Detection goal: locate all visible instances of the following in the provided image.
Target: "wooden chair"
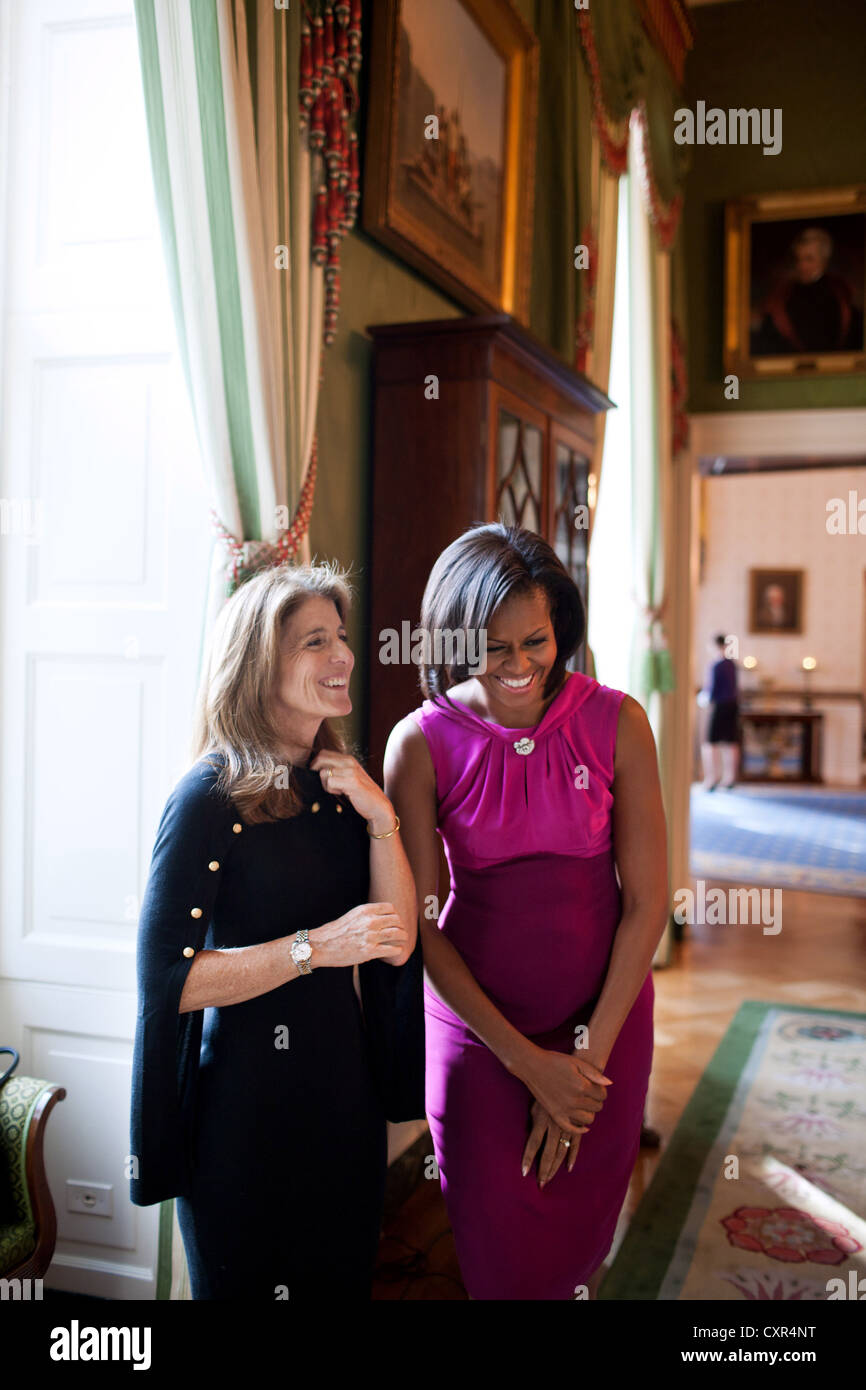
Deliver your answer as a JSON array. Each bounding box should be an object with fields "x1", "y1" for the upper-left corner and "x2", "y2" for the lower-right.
[{"x1": 0, "y1": 1057, "x2": 67, "y2": 1282}]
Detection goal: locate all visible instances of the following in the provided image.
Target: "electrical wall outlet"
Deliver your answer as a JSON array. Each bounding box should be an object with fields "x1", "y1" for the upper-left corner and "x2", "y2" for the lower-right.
[{"x1": 66, "y1": 1180, "x2": 113, "y2": 1217}]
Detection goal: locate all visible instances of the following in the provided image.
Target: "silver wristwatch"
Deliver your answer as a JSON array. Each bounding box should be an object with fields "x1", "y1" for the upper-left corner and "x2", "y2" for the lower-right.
[{"x1": 290, "y1": 928, "x2": 313, "y2": 975}]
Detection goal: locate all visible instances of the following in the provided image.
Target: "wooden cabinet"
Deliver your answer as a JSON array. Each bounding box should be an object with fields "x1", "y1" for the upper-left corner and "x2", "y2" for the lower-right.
[
  {"x1": 739, "y1": 708, "x2": 825, "y2": 783},
  {"x1": 365, "y1": 313, "x2": 613, "y2": 772}
]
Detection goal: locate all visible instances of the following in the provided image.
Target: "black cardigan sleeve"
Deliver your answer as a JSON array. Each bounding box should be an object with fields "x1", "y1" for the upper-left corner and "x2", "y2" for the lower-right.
[{"x1": 129, "y1": 759, "x2": 237, "y2": 1207}]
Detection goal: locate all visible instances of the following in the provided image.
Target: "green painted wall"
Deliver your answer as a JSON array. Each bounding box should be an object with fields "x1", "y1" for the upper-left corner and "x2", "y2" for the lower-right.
[
  {"x1": 683, "y1": 0, "x2": 866, "y2": 413},
  {"x1": 309, "y1": 232, "x2": 462, "y2": 749},
  {"x1": 309, "y1": 0, "x2": 539, "y2": 750}
]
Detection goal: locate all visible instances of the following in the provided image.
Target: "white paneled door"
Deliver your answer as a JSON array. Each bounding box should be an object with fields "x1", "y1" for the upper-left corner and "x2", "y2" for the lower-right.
[{"x1": 0, "y1": 0, "x2": 212, "y2": 1296}]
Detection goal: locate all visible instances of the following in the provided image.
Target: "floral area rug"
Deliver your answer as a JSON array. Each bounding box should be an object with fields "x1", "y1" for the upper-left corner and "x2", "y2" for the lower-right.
[{"x1": 599, "y1": 1002, "x2": 866, "y2": 1300}]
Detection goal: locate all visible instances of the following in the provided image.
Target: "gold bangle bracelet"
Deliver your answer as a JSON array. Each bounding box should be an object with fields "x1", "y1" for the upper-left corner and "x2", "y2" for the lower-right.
[{"x1": 367, "y1": 814, "x2": 400, "y2": 840}]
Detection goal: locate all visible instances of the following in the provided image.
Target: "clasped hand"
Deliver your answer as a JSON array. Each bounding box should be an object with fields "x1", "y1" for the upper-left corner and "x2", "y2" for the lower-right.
[{"x1": 520, "y1": 1048, "x2": 612, "y2": 1188}]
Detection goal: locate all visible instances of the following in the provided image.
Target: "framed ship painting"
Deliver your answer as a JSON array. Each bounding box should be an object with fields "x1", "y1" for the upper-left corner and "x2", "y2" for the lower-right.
[{"x1": 363, "y1": 0, "x2": 538, "y2": 322}]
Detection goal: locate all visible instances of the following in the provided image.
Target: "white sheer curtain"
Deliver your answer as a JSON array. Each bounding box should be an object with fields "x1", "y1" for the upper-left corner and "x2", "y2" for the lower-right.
[
  {"x1": 588, "y1": 171, "x2": 634, "y2": 694},
  {"x1": 588, "y1": 123, "x2": 673, "y2": 743},
  {"x1": 588, "y1": 126, "x2": 675, "y2": 967}
]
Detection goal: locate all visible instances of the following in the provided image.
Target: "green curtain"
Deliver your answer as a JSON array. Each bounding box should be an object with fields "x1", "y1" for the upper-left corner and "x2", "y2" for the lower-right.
[
  {"x1": 529, "y1": 0, "x2": 593, "y2": 363},
  {"x1": 575, "y1": 2, "x2": 683, "y2": 701},
  {"x1": 134, "y1": 0, "x2": 321, "y2": 643},
  {"x1": 133, "y1": 0, "x2": 324, "y2": 1301},
  {"x1": 530, "y1": 1, "x2": 689, "y2": 362},
  {"x1": 585, "y1": 0, "x2": 645, "y2": 126},
  {"x1": 578, "y1": 0, "x2": 690, "y2": 226},
  {"x1": 640, "y1": 39, "x2": 690, "y2": 212}
]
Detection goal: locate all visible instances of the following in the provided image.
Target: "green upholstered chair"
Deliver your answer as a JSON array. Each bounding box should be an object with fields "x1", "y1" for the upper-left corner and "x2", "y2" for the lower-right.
[{"x1": 0, "y1": 1053, "x2": 66, "y2": 1281}]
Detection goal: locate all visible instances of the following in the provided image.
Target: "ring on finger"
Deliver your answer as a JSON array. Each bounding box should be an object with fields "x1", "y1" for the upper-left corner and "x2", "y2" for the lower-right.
[{"x1": 559, "y1": 1135, "x2": 571, "y2": 1149}]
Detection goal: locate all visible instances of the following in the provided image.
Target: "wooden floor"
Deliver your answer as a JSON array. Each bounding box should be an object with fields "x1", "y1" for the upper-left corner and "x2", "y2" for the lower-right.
[{"x1": 371, "y1": 880, "x2": 866, "y2": 1300}]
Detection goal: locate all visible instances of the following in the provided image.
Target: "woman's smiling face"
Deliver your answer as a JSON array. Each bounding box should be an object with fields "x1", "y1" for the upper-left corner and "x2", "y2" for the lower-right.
[
  {"x1": 274, "y1": 594, "x2": 354, "y2": 726},
  {"x1": 475, "y1": 587, "x2": 557, "y2": 713}
]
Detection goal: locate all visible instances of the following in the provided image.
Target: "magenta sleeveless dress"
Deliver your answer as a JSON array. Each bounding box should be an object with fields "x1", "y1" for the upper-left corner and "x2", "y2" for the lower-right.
[{"x1": 409, "y1": 671, "x2": 654, "y2": 1300}]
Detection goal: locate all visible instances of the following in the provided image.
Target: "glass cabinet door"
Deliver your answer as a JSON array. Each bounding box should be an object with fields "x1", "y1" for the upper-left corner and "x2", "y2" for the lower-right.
[
  {"x1": 495, "y1": 407, "x2": 544, "y2": 533},
  {"x1": 551, "y1": 433, "x2": 590, "y2": 671}
]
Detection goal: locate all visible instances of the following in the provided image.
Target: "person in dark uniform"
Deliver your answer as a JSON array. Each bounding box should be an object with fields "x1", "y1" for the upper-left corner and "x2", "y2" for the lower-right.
[
  {"x1": 700, "y1": 633, "x2": 740, "y2": 791},
  {"x1": 129, "y1": 562, "x2": 424, "y2": 1300}
]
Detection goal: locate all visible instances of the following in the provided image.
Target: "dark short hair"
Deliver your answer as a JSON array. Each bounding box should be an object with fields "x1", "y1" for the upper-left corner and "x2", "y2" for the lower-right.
[
  {"x1": 418, "y1": 523, "x2": 585, "y2": 700},
  {"x1": 714, "y1": 633, "x2": 728, "y2": 648}
]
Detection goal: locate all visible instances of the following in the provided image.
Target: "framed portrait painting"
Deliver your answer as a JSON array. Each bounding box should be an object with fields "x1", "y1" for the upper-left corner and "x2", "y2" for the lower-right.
[
  {"x1": 363, "y1": 0, "x2": 538, "y2": 322},
  {"x1": 748, "y1": 568, "x2": 804, "y2": 635},
  {"x1": 724, "y1": 185, "x2": 866, "y2": 379}
]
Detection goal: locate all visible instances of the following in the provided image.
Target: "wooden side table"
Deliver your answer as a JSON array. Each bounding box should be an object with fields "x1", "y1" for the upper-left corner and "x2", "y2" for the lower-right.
[{"x1": 739, "y1": 709, "x2": 824, "y2": 783}]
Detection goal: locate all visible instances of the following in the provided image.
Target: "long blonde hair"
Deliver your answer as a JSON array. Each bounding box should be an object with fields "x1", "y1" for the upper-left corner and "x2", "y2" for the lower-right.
[{"x1": 192, "y1": 562, "x2": 352, "y2": 822}]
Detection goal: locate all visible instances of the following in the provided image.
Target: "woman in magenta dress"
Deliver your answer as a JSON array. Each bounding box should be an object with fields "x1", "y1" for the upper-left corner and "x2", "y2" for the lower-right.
[{"x1": 386, "y1": 524, "x2": 668, "y2": 1300}]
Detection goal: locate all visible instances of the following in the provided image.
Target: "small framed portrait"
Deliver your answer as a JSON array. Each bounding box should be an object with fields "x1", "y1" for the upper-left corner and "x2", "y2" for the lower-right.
[
  {"x1": 724, "y1": 186, "x2": 866, "y2": 379},
  {"x1": 748, "y1": 568, "x2": 804, "y2": 635},
  {"x1": 363, "y1": 0, "x2": 538, "y2": 322}
]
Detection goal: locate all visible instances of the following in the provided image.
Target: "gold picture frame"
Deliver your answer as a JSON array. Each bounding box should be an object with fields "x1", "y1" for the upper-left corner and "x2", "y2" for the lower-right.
[
  {"x1": 363, "y1": 0, "x2": 538, "y2": 322},
  {"x1": 724, "y1": 185, "x2": 866, "y2": 380},
  {"x1": 748, "y1": 568, "x2": 804, "y2": 636}
]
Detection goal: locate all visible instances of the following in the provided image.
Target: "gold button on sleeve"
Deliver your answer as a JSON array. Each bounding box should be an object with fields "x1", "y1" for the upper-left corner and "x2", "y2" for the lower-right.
[
  {"x1": 336, "y1": 803, "x2": 343, "y2": 813},
  {"x1": 208, "y1": 860, "x2": 220, "y2": 871},
  {"x1": 182, "y1": 947, "x2": 195, "y2": 959},
  {"x1": 311, "y1": 801, "x2": 320, "y2": 813},
  {"x1": 232, "y1": 823, "x2": 242, "y2": 834},
  {"x1": 190, "y1": 907, "x2": 203, "y2": 919}
]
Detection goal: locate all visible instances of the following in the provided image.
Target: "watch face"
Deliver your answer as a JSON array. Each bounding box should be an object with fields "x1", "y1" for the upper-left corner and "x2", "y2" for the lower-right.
[{"x1": 293, "y1": 940, "x2": 312, "y2": 963}]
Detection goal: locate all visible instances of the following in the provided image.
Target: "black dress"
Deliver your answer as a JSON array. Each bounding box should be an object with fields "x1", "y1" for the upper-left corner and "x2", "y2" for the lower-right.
[{"x1": 129, "y1": 756, "x2": 424, "y2": 1302}]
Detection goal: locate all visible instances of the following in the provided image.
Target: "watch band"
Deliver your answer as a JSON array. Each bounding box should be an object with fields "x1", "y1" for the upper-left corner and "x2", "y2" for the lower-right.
[{"x1": 291, "y1": 928, "x2": 313, "y2": 975}]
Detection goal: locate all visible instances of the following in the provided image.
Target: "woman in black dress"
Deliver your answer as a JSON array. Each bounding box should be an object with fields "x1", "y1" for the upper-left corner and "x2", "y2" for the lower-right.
[
  {"x1": 129, "y1": 562, "x2": 421, "y2": 1300},
  {"x1": 700, "y1": 633, "x2": 740, "y2": 790}
]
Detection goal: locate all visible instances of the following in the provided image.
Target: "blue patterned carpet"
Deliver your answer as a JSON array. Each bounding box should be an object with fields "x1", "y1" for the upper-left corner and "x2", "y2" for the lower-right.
[{"x1": 690, "y1": 785, "x2": 866, "y2": 897}]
